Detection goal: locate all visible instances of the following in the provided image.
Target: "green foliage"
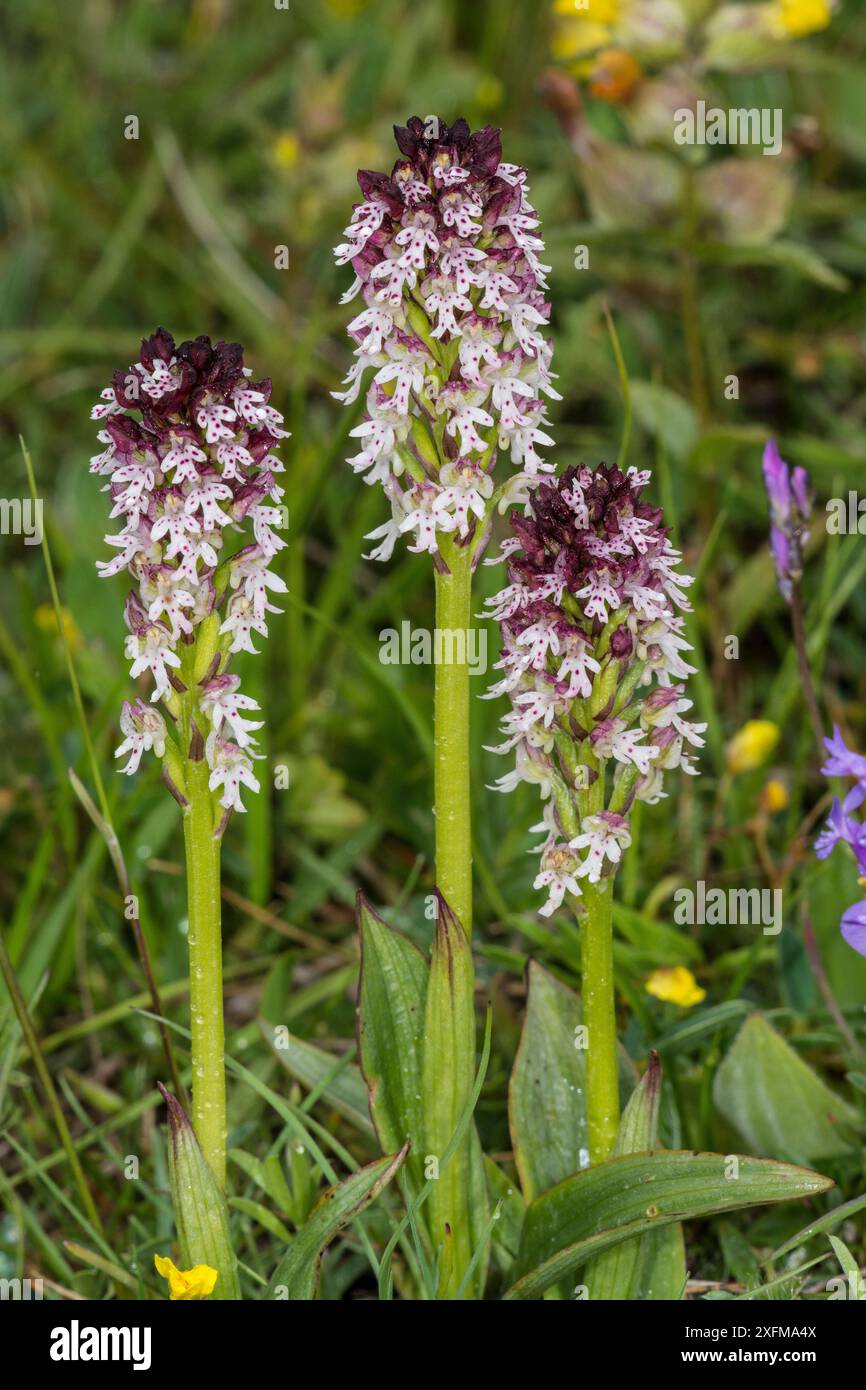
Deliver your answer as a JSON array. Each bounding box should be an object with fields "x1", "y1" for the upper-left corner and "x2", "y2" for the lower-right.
[
  {"x1": 713, "y1": 1014, "x2": 860, "y2": 1162},
  {"x1": 266, "y1": 1147, "x2": 408, "y2": 1300},
  {"x1": 507, "y1": 1152, "x2": 833, "y2": 1301}
]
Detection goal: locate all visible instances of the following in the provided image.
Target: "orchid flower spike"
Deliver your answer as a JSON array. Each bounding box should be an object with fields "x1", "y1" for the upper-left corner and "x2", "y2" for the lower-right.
[
  {"x1": 334, "y1": 114, "x2": 558, "y2": 564},
  {"x1": 485, "y1": 462, "x2": 704, "y2": 917},
  {"x1": 92, "y1": 328, "x2": 287, "y2": 818}
]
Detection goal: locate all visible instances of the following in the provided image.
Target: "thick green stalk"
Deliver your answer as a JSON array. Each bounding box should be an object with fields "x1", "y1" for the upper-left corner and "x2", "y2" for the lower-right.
[
  {"x1": 433, "y1": 538, "x2": 473, "y2": 936},
  {"x1": 182, "y1": 755, "x2": 226, "y2": 1190},
  {"x1": 581, "y1": 877, "x2": 619, "y2": 1163},
  {"x1": 427, "y1": 538, "x2": 482, "y2": 1296}
]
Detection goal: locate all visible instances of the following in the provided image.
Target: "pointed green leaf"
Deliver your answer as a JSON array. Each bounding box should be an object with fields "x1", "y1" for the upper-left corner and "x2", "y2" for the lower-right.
[
  {"x1": 421, "y1": 894, "x2": 488, "y2": 1299},
  {"x1": 506, "y1": 1150, "x2": 833, "y2": 1300},
  {"x1": 262, "y1": 1152, "x2": 297, "y2": 1219},
  {"x1": 266, "y1": 1145, "x2": 408, "y2": 1300},
  {"x1": 356, "y1": 893, "x2": 427, "y2": 1171},
  {"x1": 770, "y1": 1190, "x2": 866, "y2": 1262},
  {"x1": 829, "y1": 1234, "x2": 862, "y2": 1287},
  {"x1": 713, "y1": 1014, "x2": 859, "y2": 1162},
  {"x1": 160, "y1": 1085, "x2": 240, "y2": 1301}
]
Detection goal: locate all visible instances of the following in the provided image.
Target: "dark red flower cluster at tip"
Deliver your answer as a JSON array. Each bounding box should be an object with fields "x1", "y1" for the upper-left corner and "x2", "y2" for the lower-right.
[
  {"x1": 109, "y1": 327, "x2": 271, "y2": 430},
  {"x1": 506, "y1": 463, "x2": 666, "y2": 624},
  {"x1": 348, "y1": 116, "x2": 519, "y2": 284},
  {"x1": 392, "y1": 114, "x2": 503, "y2": 177},
  {"x1": 358, "y1": 114, "x2": 501, "y2": 191}
]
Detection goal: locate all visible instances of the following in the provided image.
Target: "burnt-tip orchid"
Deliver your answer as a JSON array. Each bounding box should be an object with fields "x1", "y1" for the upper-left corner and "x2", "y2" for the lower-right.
[
  {"x1": 333, "y1": 114, "x2": 559, "y2": 563},
  {"x1": 485, "y1": 462, "x2": 705, "y2": 917},
  {"x1": 91, "y1": 328, "x2": 287, "y2": 816}
]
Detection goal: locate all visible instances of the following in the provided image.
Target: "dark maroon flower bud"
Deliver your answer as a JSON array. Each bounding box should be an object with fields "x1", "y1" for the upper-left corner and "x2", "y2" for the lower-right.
[{"x1": 610, "y1": 625, "x2": 633, "y2": 658}]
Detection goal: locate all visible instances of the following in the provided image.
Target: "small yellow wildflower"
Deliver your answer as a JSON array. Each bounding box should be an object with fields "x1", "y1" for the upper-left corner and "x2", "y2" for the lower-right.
[
  {"x1": 35, "y1": 603, "x2": 81, "y2": 651},
  {"x1": 759, "y1": 778, "x2": 789, "y2": 814},
  {"x1": 646, "y1": 966, "x2": 706, "y2": 1008},
  {"x1": 154, "y1": 1254, "x2": 218, "y2": 1301},
  {"x1": 774, "y1": 0, "x2": 832, "y2": 39},
  {"x1": 273, "y1": 132, "x2": 300, "y2": 170},
  {"x1": 588, "y1": 48, "x2": 642, "y2": 103},
  {"x1": 726, "y1": 720, "x2": 780, "y2": 774},
  {"x1": 551, "y1": 22, "x2": 611, "y2": 61},
  {"x1": 552, "y1": 0, "x2": 619, "y2": 61},
  {"x1": 553, "y1": 0, "x2": 619, "y2": 21}
]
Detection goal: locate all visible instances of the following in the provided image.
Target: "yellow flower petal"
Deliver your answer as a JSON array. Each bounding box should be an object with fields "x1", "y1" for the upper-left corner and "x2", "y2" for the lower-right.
[
  {"x1": 273, "y1": 131, "x2": 300, "y2": 170},
  {"x1": 553, "y1": 0, "x2": 619, "y2": 21},
  {"x1": 154, "y1": 1254, "x2": 218, "y2": 1301},
  {"x1": 552, "y1": 20, "x2": 612, "y2": 60},
  {"x1": 774, "y1": 0, "x2": 832, "y2": 39},
  {"x1": 726, "y1": 720, "x2": 780, "y2": 774},
  {"x1": 759, "y1": 778, "x2": 789, "y2": 814},
  {"x1": 645, "y1": 966, "x2": 706, "y2": 1008}
]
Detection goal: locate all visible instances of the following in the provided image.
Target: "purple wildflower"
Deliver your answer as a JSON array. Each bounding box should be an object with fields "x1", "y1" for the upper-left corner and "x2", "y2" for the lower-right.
[
  {"x1": 762, "y1": 439, "x2": 811, "y2": 603},
  {"x1": 821, "y1": 724, "x2": 866, "y2": 796},
  {"x1": 485, "y1": 463, "x2": 705, "y2": 916},
  {"x1": 814, "y1": 798, "x2": 866, "y2": 862},
  {"x1": 815, "y1": 725, "x2": 866, "y2": 957},
  {"x1": 841, "y1": 901, "x2": 866, "y2": 957},
  {"x1": 91, "y1": 328, "x2": 287, "y2": 813},
  {"x1": 333, "y1": 115, "x2": 558, "y2": 561}
]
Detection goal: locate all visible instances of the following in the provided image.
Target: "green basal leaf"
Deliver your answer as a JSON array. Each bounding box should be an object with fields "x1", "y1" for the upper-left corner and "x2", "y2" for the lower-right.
[
  {"x1": 713, "y1": 1013, "x2": 859, "y2": 1162},
  {"x1": 356, "y1": 893, "x2": 427, "y2": 1178},
  {"x1": 506, "y1": 1150, "x2": 833, "y2": 1301},
  {"x1": 160, "y1": 1085, "x2": 241, "y2": 1301},
  {"x1": 421, "y1": 893, "x2": 489, "y2": 1299},
  {"x1": 266, "y1": 1145, "x2": 408, "y2": 1300}
]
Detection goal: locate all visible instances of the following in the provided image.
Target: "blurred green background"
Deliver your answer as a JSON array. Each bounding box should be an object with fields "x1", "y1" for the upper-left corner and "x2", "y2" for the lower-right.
[{"x1": 2, "y1": 0, "x2": 866, "y2": 1296}]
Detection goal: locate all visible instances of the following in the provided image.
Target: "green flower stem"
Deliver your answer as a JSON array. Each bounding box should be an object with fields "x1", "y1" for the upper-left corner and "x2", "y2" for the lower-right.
[
  {"x1": 433, "y1": 537, "x2": 473, "y2": 936},
  {"x1": 182, "y1": 754, "x2": 227, "y2": 1190},
  {"x1": 429, "y1": 536, "x2": 479, "y2": 1296},
  {"x1": 581, "y1": 877, "x2": 619, "y2": 1163}
]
